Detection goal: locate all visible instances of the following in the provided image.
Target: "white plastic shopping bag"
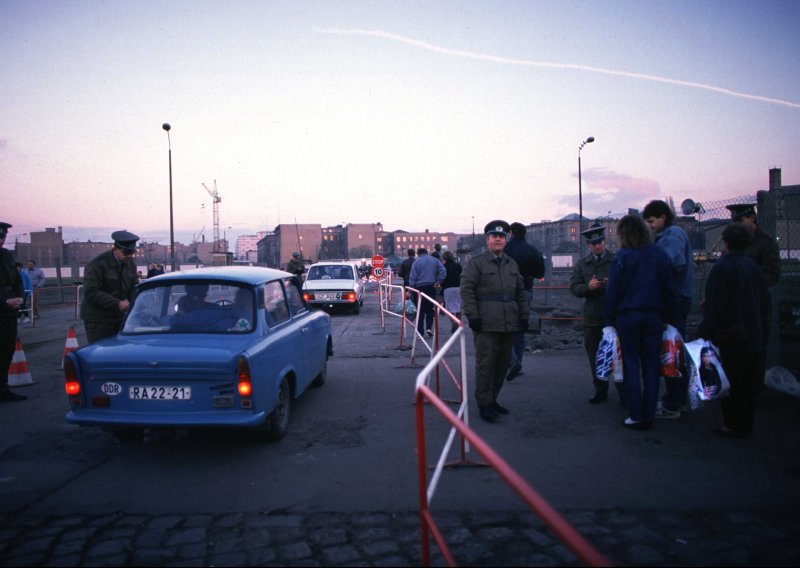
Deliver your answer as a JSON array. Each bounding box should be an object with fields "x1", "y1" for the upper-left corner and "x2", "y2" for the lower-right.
[
  {"x1": 685, "y1": 339, "x2": 730, "y2": 406},
  {"x1": 595, "y1": 326, "x2": 623, "y2": 383}
]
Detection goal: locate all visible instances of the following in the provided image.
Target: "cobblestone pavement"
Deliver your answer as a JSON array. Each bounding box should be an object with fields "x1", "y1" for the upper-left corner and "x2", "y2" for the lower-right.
[{"x1": 1, "y1": 507, "x2": 799, "y2": 566}]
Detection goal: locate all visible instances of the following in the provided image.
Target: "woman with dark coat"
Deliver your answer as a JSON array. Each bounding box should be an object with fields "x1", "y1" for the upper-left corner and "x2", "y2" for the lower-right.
[
  {"x1": 604, "y1": 215, "x2": 675, "y2": 430},
  {"x1": 696, "y1": 222, "x2": 768, "y2": 438}
]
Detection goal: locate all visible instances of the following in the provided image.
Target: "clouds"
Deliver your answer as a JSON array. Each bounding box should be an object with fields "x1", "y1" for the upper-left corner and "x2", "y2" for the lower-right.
[{"x1": 558, "y1": 167, "x2": 661, "y2": 219}]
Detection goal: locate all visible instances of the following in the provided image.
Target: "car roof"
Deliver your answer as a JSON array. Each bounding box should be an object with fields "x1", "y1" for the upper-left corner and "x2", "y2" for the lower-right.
[
  {"x1": 143, "y1": 266, "x2": 292, "y2": 286},
  {"x1": 309, "y1": 260, "x2": 360, "y2": 267}
]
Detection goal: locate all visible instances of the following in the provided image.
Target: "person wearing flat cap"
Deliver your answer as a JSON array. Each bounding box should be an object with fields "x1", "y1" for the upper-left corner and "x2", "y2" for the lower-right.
[
  {"x1": 80, "y1": 230, "x2": 140, "y2": 343},
  {"x1": 0, "y1": 222, "x2": 28, "y2": 401},
  {"x1": 570, "y1": 222, "x2": 625, "y2": 406},
  {"x1": 460, "y1": 220, "x2": 529, "y2": 422},
  {"x1": 286, "y1": 252, "x2": 305, "y2": 280},
  {"x1": 725, "y1": 203, "x2": 781, "y2": 290}
]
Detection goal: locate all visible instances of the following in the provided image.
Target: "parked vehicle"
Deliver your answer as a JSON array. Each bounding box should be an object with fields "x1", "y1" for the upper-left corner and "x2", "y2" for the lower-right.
[
  {"x1": 65, "y1": 267, "x2": 332, "y2": 442},
  {"x1": 302, "y1": 261, "x2": 365, "y2": 314}
]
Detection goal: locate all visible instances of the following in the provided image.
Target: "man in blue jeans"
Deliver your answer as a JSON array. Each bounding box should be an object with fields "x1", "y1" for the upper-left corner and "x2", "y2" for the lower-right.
[
  {"x1": 643, "y1": 200, "x2": 694, "y2": 419},
  {"x1": 409, "y1": 247, "x2": 446, "y2": 337}
]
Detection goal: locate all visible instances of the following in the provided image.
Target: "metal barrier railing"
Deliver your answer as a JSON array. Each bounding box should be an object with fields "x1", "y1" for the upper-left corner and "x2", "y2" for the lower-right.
[{"x1": 415, "y1": 376, "x2": 610, "y2": 567}]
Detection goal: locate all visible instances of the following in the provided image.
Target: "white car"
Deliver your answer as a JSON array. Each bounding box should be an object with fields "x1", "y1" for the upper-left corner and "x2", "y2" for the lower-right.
[{"x1": 302, "y1": 261, "x2": 365, "y2": 314}]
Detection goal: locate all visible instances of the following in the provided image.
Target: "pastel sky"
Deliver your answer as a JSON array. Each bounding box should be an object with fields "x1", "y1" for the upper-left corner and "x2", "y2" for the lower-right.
[{"x1": 2, "y1": 0, "x2": 799, "y2": 246}]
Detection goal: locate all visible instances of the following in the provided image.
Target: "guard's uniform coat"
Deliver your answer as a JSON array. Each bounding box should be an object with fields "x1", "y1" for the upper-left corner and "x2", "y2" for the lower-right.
[{"x1": 80, "y1": 250, "x2": 138, "y2": 342}]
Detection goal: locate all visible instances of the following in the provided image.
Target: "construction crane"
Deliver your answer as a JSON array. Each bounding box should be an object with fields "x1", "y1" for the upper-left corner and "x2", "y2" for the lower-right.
[{"x1": 201, "y1": 180, "x2": 222, "y2": 252}]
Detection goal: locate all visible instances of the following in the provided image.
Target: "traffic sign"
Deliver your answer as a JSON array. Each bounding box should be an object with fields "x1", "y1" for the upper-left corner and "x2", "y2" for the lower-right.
[
  {"x1": 371, "y1": 255, "x2": 384, "y2": 269},
  {"x1": 373, "y1": 267, "x2": 384, "y2": 278}
]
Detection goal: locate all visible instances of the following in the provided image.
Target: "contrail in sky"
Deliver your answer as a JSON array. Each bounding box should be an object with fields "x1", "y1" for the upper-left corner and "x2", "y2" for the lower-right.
[{"x1": 315, "y1": 27, "x2": 800, "y2": 110}]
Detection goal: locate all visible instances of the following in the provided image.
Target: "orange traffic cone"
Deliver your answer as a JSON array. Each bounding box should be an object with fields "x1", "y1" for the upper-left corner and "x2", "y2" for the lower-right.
[
  {"x1": 8, "y1": 338, "x2": 36, "y2": 387},
  {"x1": 61, "y1": 326, "x2": 79, "y2": 368}
]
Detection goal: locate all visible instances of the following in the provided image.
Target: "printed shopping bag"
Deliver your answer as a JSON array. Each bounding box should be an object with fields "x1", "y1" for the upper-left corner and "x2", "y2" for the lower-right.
[
  {"x1": 685, "y1": 338, "x2": 730, "y2": 405},
  {"x1": 595, "y1": 326, "x2": 623, "y2": 383}
]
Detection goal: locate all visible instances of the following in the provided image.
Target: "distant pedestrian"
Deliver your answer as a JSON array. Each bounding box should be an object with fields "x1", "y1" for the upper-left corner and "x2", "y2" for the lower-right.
[
  {"x1": 15, "y1": 262, "x2": 32, "y2": 323},
  {"x1": 409, "y1": 247, "x2": 446, "y2": 337},
  {"x1": 80, "y1": 230, "x2": 140, "y2": 344},
  {"x1": 461, "y1": 220, "x2": 528, "y2": 423},
  {"x1": 605, "y1": 215, "x2": 675, "y2": 431},
  {"x1": 397, "y1": 248, "x2": 415, "y2": 288},
  {"x1": 431, "y1": 243, "x2": 442, "y2": 260},
  {"x1": 26, "y1": 259, "x2": 45, "y2": 319},
  {"x1": 503, "y1": 222, "x2": 544, "y2": 381},
  {"x1": 570, "y1": 223, "x2": 625, "y2": 405},
  {"x1": 696, "y1": 222, "x2": 768, "y2": 439},
  {"x1": 0, "y1": 222, "x2": 28, "y2": 402},
  {"x1": 643, "y1": 199, "x2": 693, "y2": 420},
  {"x1": 440, "y1": 250, "x2": 462, "y2": 333}
]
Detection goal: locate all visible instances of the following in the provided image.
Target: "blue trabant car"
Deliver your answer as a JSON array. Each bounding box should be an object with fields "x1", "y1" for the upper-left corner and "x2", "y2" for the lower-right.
[{"x1": 65, "y1": 267, "x2": 332, "y2": 442}]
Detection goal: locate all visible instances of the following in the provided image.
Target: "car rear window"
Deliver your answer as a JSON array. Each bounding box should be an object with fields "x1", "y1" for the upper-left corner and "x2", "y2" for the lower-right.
[{"x1": 123, "y1": 282, "x2": 255, "y2": 334}]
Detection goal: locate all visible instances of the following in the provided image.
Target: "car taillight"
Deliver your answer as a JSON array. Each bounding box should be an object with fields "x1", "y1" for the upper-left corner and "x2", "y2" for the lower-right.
[
  {"x1": 343, "y1": 291, "x2": 357, "y2": 302},
  {"x1": 64, "y1": 357, "x2": 81, "y2": 396},
  {"x1": 237, "y1": 356, "x2": 252, "y2": 397},
  {"x1": 303, "y1": 292, "x2": 315, "y2": 301}
]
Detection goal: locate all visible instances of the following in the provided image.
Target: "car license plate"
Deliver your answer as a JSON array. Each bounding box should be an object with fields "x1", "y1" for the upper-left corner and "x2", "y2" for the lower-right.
[
  {"x1": 318, "y1": 293, "x2": 339, "y2": 301},
  {"x1": 129, "y1": 386, "x2": 191, "y2": 400}
]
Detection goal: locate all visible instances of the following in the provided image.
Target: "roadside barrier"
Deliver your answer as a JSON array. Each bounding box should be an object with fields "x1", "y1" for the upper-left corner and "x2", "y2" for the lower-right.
[
  {"x1": 414, "y1": 368, "x2": 609, "y2": 567},
  {"x1": 61, "y1": 326, "x2": 79, "y2": 368},
  {"x1": 8, "y1": 339, "x2": 36, "y2": 387}
]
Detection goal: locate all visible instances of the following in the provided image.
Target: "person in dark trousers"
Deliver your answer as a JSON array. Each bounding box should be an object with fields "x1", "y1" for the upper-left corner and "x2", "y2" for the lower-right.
[
  {"x1": 570, "y1": 222, "x2": 625, "y2": 406},
  {"x1": 409, "y1": 247, "x2": 446, "y2": 337},
  {"x1": 697, "y1": 222, "x2": 768, "y2": 438},
  {"x1": 643, "y1": 199, "x2": 693, "y2": 420},
  {"x1": 80, "y1": 230, "x2": 140, "y2": 344},
  {"x1": 397, "y1": 248, "x2": 415, "y2": 288},
  {"x1": 605, "y1": 215, "x2": 675, "y2": 431},
  {"x1": 440, "y1": 250, "x2": 462, "y2": 333},
  {"x1": 461, "y1": 220, "x2": 529, "y2": 423},
  {"x1": 503, "y1": 222, "x2": 544, "y2": 381},
  {"x1": 0, "y1": 222, "x2": 28, "y2": 402}
]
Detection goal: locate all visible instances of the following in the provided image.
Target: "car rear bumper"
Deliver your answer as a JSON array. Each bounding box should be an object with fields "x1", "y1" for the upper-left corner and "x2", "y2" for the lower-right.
[{"x1": 66, "y1": 409, "x2": 268, "y2": 428}]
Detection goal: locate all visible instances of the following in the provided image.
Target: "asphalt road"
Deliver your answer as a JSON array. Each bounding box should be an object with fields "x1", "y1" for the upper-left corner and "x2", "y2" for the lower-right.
[{"x1": 1, "y1": 290, "x2": 799, "y2": 566}]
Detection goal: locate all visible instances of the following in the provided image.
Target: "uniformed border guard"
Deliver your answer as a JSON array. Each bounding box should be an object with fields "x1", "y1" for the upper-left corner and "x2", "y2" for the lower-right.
[
  {"x1": 80, "y1": 230, "x2": 140, "y2": 344},
  {"x1": 461, "y1": 220, "x2": 529, "y2": 423},
  {"x1": 0, "y1": 222, "x2": 28, "y2": 402}
]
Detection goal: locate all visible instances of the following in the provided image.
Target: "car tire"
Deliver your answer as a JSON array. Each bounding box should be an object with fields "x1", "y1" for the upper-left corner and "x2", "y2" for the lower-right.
[
  {"x1": 260, "y1": 378, "x2": 291, "y2": 442},
  {"x1": 351, "y1": 301, "x2": 360, "y2": 315},
  {"x1": 312, "y1": 357, "x2": 327, "y2": 388}
]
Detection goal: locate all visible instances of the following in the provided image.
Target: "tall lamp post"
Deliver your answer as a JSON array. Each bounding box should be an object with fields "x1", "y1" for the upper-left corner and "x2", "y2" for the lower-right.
[
  {"x1": 578, "y1": 136, "x2": 595, "y2": 235},
  {"x1": 162, "y1": 123, "x2": 176, "y2": 272}
]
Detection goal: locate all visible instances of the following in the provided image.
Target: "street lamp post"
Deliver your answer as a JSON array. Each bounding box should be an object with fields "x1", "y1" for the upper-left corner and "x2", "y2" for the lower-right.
[
  {"x1": 578, "y1": 136, "x2": 595, "y2": 236},
  {"x1": 163, "y1": 123, "x2": 176, "y2": 272}
]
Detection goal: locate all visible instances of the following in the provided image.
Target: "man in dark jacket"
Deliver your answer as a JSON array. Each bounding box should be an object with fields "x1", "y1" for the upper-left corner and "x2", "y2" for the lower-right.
[
  {"x1": 504, "y1": 222, "x2": 544, "y2": 381},
  {"x1": 461, "y1": 220, "x2": 529, "y2": 422},
  {"x1": 697, "y1": 222, "x2": 768, "y2": 438},
  {"x1": 397, "y1": 248, "x2": 415, "y2": 288},
  {"x1": 80, "y1": 230, "x2": 140, "y2": 343},
  {"x1": 570, "y1": 223, "x2": 624, "y2": 405},
  {"x1": 0, "y1": 222, "x2": 27, "y2": 402}
]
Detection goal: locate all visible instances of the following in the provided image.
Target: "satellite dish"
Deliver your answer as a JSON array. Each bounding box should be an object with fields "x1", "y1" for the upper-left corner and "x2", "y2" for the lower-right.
[{"x1": 680, "y1": 199, "x2": 705, "y2": 215}]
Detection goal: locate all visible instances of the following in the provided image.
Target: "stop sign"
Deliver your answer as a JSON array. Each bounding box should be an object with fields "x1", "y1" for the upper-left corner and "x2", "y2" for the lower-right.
[{"x1": 371, "y1": 255, "x2": 384, "y2": 269}]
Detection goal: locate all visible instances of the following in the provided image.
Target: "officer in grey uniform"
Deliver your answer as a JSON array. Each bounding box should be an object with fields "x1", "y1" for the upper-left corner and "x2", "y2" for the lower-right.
[
  {"x1": 570, "y1": 223, "x2": 625, "y2": 405},
  {"x1": 81, "y1": 230, "x2": 140, "y2": 343},
  {"x1": 461, "y1": 220, "x2": 529, "y2": 422}
]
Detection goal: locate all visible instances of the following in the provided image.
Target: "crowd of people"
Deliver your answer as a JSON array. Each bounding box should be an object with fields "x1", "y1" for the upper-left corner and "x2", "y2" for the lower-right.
[{"x1": 0, "y1": 203, "x2": 782, "y2": 437}]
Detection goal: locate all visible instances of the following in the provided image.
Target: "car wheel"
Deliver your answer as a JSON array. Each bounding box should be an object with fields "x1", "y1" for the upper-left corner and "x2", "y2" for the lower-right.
[
  {"x1": 261, "y1": 378, "x2": 291, "y2": 442},
  {"x1": 312, "y1": 357, "x2": 327, "y2": 388},
  {"x1": 351, "y1": 301, "x2": 360, "y2": 315}
]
